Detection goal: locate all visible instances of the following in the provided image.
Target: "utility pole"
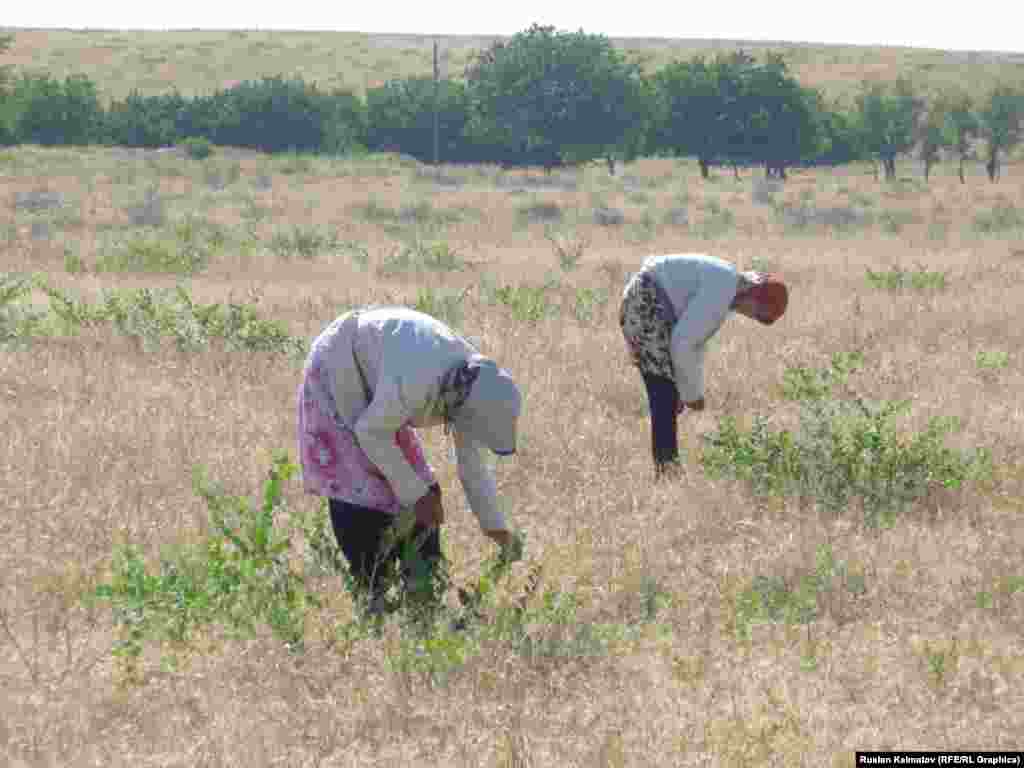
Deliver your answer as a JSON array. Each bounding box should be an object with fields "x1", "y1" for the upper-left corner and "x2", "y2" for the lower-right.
[{"x1": 433, "y1": 37, "x2": 440, "y2": 168}]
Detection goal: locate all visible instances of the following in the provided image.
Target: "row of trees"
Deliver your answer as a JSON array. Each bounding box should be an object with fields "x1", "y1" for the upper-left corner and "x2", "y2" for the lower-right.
[{"x1": 2, "y1": 26, "x2": 1022, "y2": 180}]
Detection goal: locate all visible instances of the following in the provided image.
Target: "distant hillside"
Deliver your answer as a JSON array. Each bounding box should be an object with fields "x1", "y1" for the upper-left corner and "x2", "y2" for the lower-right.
[{"x1": 4, "y1": 27, "x2": 1024, "y2": 105}]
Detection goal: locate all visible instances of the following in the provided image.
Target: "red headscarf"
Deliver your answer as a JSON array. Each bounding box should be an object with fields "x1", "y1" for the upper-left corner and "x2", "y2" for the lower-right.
[{"x1": 737, "y1": 272, "x2": 789, "y2": 325}]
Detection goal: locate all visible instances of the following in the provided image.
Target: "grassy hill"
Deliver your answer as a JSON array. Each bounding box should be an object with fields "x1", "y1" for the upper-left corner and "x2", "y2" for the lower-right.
[{"x1": 4, "y1": 27, "x2": 1024, "y2": 104}]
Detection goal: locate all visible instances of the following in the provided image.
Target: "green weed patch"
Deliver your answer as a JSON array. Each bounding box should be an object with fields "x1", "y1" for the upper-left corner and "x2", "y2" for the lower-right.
[
  {"x1": 1, "y1": 276, "x2": 304, "y2": 356},
  {"x1": 702, "y1": 355, "x2": 991, "y2": 526},
  {"x1": 865, "y1": 264, "x2": 948, "y2": 291}
]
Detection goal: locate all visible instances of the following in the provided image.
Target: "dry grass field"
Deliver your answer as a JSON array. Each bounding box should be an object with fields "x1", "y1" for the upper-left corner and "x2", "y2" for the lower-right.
[
  {"x1": 2, "y1": 137, "x2": 1023, "y2": 766},
  {"x1": 5, "y1": 27, "x2": 1024, "y2": 104}
]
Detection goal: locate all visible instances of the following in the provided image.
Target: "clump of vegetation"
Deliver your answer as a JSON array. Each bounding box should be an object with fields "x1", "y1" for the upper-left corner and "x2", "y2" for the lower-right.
[
  {"x1": 733, "y1": 544, "x2": 867, "y2": 643},
  {"x1": 865, "y1": 264, "x2": 948, "y2": 291},
  {"x1": 593, "y1": 205, "x2": 625, "y2": 226},
  {"x1": 516, "y1": 200, "x2": 563, "y2": 226},
  {"x1": 777, "y1": 203, "x2": 870, "y2": 234},
  {"x1": 695, "y1": 200, "x2": 736, "y2": 238},
  {"x1": 413, "y1": 286, "x2": 469, "y2": 330},
  {"x1": 355, "y1": 199, "x2": 466, "y2": 235},
  {"x1": 0, "y1": 273, "x2": 47, "y2": 345},
  {"x1": 268, "y1": 224, "x2": 340, "y2": 260},
  {"x1": 92, "y1": 453, "x2": 322, "y2": 680},
  {"x1": 2, "y1": 277, "x2": 304, "y2": 356},
  {"x1": 89, "y1": 448, "x2": 639, "y2": 688},
  {"x1": 480, "y1": 277, "x2": 559, "y2": 323},
  {"x1": 377, "y1": 240, "x2": 464, "y2": 276},
  {"x1": 976, "y1": 349, "x2": 1010, "y2": 371},
  {"x1": 546, "y1": 229, "x2": 588, "y2": 271},
  {"x1": 125, "y1": 186, "x2": 166, "y2": 227},
  {"x1": 182, "y1": 136, "x2": 213, "y2": 160},
  {"x1": 878, "y1": 208, "x2": 919, "y2": 234},
  {"x1": 95, "y1": 217, "x2": 227, "y2": 275},
  {"x1": 13, "y1": 189, "x2": 65, "y2": 212},
  {"x1": 701, "y1": 355, "x2": 991, "y2": 526},
  {"x1": 572, "y1": 286, "x2": 609, "y2": 324},
  {"x1": 972, "y1": 201, "x2": 1024, "y2": 235},
  {"x1": 780, "y1": 351, "x2": 864, "y2": 401}
]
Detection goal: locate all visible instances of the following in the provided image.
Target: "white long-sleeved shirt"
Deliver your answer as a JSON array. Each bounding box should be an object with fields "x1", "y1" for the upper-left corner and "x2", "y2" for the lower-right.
[
  {"x1": 343, "y1": 307, "x2": 507, "y2": 531},
  {"x1": 639, "y1": 253, "x2": 741, "y2": 403}
]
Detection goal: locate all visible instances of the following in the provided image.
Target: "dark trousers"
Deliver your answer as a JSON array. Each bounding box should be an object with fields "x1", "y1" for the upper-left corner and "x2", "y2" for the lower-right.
[
  {"x1": 642, "y1": 373, "x2": 681, "y2": 473},
  {"x1": 328, "y1": 499, "x2": 443, "y2": 603}
]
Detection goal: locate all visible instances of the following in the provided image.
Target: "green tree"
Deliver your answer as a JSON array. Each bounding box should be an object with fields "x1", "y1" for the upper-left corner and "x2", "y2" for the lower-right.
[
  {"x1": 178, "y1": 77, "x2": 365, "y2": 154},
  {"x1": 464, "y1": 24, "x2": 646, "y2": 173},
  {"x1": 940, "y1": 91, "x2": 979, "y2": 184},
  {"x1": 649, "y1": 55, "x2": 736, "y2": 179},
  {"x1": 10, "y1": 72, "x2": 104, "y2": 146},
  {"x1": 103, "y1": 89, "x2": 187, "y2": 148},
  {"x1": 977, "y1": 85, "x2": 1023, "y2": 182},
  {"x1": 733, "y1": 53, "x2": 822, "y2": 179},
  {"x1": 853, "y1": 79, "x2": 923, "y2": 180},
  {"x1": 365, "y1": 76, "x2": 479, "y2": 163},
  {"x1": 916, "y1": 96, "x2": 948, "y2": 182},
  {"x1": 0, "y1": 34, "x2": 14, "y2": 144}
]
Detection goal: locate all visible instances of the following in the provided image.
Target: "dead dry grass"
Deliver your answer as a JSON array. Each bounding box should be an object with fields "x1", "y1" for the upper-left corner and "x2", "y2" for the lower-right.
[{"x1": 2, "y1": 145, "x2": 1023, "y2": 766}]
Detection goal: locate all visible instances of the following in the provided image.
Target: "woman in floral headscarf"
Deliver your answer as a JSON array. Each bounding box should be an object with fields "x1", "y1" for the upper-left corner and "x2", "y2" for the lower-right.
[
  {"x1": 620, "y1": 253, "x2": 789, "y2": 475},
  {"x1": 297, "y1": 306, "x2": 521, "y2": 612}
]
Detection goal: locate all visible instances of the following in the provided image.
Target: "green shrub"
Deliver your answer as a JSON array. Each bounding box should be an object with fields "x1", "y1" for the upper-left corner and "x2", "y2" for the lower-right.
[
  {"x1": 93, "y1": 453, "x2": 320, "y2": 679},
  {"x1": 572, "y1": 286, "x2": 609, "y2": 324},
  {"x1": 733, "y1": 544, "x2": 866, "y2": 642},
  {"x1": 413, "y1": 286, "x2": 469, "y2": 329},
  {"x1": 22, "y1": 280, "x2": 304, "y2": 356},
  {"x1": 182, "y1": 136, "x2": 213, "y2": 160},
  {"x1": 781, "y1": 352, "x2": 864, "y2": 401},
  {"x1": 972, "y1": 202, "x2": 1024, "y2": 235},
  {"x1": 516, "y1": 200, "x2": 563, "y2": 226},
  {"x1": 0, "y1": 273, "x2": 47, "y2": 345},
  {"x1": 96, "y1": 218, "x2": 222, "y2": 275},
  {"x1": 702, "y1": 359, "x2": 991, "y2": 526},
  {"x1": 976, "y1": 350, "x2": 1010, "y2": 370},
  {"x1": 695, "y1": 201, "x2": 735, "y2": 239},
  {"x1": 878, "y1": 208, "x2": 919, "y2": 234},
  {"x1": 269, "y1": 224, "x2": 339, "y2": 260},
  {"x1": 9, "y1": 72, "x2": 104, "y2": 145},
  {"x1": 377, "y1": 240, "x2": 464, "y2": 277},
  {"x1": 482, "y1": 279, "x2": 558, "y2": 323},
  {"x1": 866, "y1": 264, "x2": 948, "y2": 291},
  {"x1": 546, "y1": 230, "x2": 587, "y2": 271}
]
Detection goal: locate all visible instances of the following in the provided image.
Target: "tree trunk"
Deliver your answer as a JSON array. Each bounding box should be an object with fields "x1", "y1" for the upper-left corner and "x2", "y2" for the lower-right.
[
  {"x1": 923, "y1": 157, "x2": 932, "y2": 182},
  {"x1": 699, "y1": 158, "x2": 710, "y2": 180},
  {"x1": 733, "y1": 164, "x2": 740, "y2": 180},
  {"x1": 958, "y1": 154, "x2": 965, "y2": 184},
  {"x1": 986, "y1": 148, "x2": 999, "y2": 182},
  {"x1": 606, "y1": 156, "x2": 616, "y2": 176}
]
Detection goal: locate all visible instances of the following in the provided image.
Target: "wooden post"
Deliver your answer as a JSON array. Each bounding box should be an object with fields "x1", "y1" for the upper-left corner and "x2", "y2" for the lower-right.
[{"x1": 433, "y1": 37, "x2": 440, "y2": 168}]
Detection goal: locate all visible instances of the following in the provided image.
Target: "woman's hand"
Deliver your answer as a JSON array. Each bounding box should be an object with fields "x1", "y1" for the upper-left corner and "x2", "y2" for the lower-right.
[
  {"x1": 414, "y1": 485, "x2": 445, "y2": 528},
  {"x1": 484, "y1": 528, "x2": 525, "y2": 563},
  {"x1": 484, "y1": 529, "x2": 513, "y2": 548},
  {"x1": 678, "y1": 397, "x2": 705, "y2": 413}
]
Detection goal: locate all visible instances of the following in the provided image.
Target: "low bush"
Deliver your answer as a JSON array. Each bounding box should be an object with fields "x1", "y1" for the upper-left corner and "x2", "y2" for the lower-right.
[{"x1": 702, "y1": 355, "x2": 991, "y2": 526}]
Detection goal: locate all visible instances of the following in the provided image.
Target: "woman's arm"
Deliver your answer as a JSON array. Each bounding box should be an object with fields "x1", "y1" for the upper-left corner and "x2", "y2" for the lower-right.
[
  {"x1": 453, "y1": 428, "x2": 508, "y2": 534},
  {"x1": 669, "y1": 273, "x2": 737, "y2": 404},
  {"x1": 354, "y1": 377, "x2": 433, "y2": 508}
]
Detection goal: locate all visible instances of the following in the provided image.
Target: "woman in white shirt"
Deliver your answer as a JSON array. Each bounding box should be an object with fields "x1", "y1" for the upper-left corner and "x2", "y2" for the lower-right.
[
  {"x1": 620, "y1": 253, "x2": 789, "y2": 474},
  {"x1": 297, "y1": 306, "x2": 521, "y2": 611}
]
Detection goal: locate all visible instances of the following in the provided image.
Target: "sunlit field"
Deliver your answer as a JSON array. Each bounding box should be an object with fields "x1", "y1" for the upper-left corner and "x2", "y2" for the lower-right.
[
  {"x1": 5, "y1": 27, "x2": 1024, "y2": 103},
  {"x1": 2, "y1": 141, "x2": 1023, "y2": 766}
]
